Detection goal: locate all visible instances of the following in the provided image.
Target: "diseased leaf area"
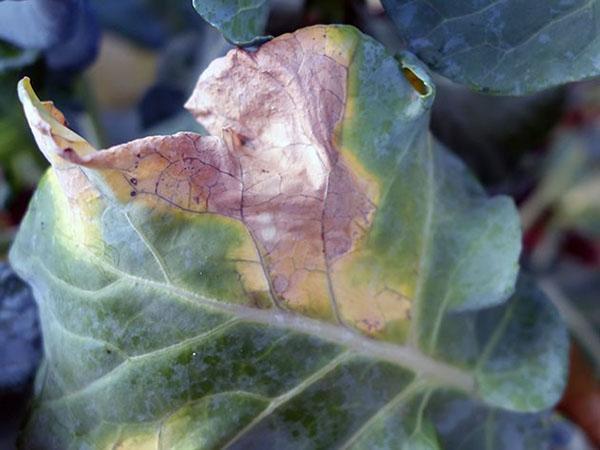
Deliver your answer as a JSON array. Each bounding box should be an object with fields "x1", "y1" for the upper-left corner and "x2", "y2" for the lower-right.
[
  {"x1": 12, "y1": 26, "x2": 567, "y2": 449},
  {"x1": 192, "y1": 0, "x2": 270, "y2": 46},
  {"x1": 381, "y1": 0, "x2": 600, "y2": 94}
]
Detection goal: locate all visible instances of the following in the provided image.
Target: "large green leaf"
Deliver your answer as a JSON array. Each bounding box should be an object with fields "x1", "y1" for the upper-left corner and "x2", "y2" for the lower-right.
[
  {"x1": 191, "y1": 0, "x2": 271, "y2": 46},
  {"x1": 381, "y1": 0, "x2": 600, "y2": 94},
  {"x1": 12, "y1": 25, "x2": 567, "y2": 448}
]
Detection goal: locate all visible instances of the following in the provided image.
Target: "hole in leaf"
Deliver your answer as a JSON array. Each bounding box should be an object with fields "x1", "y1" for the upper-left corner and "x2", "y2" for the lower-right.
[{"x1": 402, "y1": 67, "x2": 429, "y2": 96}]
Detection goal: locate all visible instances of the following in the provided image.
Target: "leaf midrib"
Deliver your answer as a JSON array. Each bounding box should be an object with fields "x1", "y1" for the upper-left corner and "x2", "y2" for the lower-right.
[{"x1": 58, "y1": 240, "x2": 475, "y2": 395}]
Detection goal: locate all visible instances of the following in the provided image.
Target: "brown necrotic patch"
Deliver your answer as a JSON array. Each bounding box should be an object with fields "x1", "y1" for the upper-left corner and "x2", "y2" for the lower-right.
[
  {"x1": 186, "y1": 27, "x2": 376, "y2": 319},
  {"x1": 47, "y1": 28, "x2": 381, "y2": 325}
]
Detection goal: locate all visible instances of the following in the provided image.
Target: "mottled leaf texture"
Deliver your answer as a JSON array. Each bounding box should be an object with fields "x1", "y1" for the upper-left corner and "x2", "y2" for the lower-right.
[
  {"x1": 13, "y1": 26, "x2": 567, "y2": 449},
  {"x1": 192, "y1": 0, "x2": 271, "y2": 46},
  {"x1": 381, "y1": 0, "x2": 600, "y2": 94}
]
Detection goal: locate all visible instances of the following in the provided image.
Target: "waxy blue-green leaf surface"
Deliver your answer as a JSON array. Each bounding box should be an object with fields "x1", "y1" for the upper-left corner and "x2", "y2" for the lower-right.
[
  {"x1": 192, "y1": 0, "x2": 270, "y2": 46},
  {"x1": 11, "y1": 25, "x2": 567, "y2": 449},
  {"x1": 381, "y1": 0, "x2": 600, "y2": 94}
]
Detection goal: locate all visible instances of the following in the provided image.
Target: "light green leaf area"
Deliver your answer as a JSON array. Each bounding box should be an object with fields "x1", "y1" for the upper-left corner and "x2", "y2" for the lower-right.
[
  {"x1": 192, "y1": 0, "x2": 270, "y2": 46},
  {"x1": 381, "y1": 0, "x2": 600, "y2": 94},
  {"x1": 12, "y1": 26, "x2": 566, "y2": 449}
]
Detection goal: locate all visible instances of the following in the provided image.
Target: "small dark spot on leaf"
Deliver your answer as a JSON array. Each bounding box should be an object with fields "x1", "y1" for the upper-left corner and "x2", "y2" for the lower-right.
[
  {"x1": 130, "y1": 177, "x2": 138, "y2": 185},
  {"x1": 130, "y1": 191, "x2": 137, "y2": 197}
]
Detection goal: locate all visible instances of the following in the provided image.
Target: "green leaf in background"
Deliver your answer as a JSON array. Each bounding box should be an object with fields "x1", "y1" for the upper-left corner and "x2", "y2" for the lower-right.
[
  {"x1": 430, "y1": 76, "x2": 565, "y2": 185},
  {"x1": 0, "y1": 85, "x2": 45, "y2": 195},
  {"x1": 12, "y1": 26, "x2": 567, "y2": 448},
  {"x1": 520, "y1": 130, "x2": 600, "y2": 236},
  {"x1": 192, "y1": 0, "x2": 271, "y2": 46},
  {"x1": 542, "y1": 264, "x2": 600, "y2": 374},
  {"x1": 381, "y1": 0, "x2": 600, "y2": 94},
  {"x1": 0, "y1": 41, "x2": 37, "y2": 74},
  {"x1": 0, "y1": 59, "x2": 48, "y2": 245}
]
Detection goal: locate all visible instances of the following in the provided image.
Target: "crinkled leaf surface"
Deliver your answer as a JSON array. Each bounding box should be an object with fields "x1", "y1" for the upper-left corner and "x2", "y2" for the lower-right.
[
  {"x1": 192, "y1": 0, "x2": 271, "y2": 46},
  {"x1": 12, "y1": 25, "x2": 567, "y2": 449},
  {"x1": 381, "y1": 0, "x2": 600, "y2": 94}
]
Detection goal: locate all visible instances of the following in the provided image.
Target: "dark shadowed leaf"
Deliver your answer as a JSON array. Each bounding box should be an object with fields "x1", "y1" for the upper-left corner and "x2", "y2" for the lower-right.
[
  {"x1": 0, "y1": 0, "x2": 100, "y2": 71},
  {"x1": 431, "y1": 76, "x2": 565, "y2": 185},
  {"x1": 0, "y1": 0, "x2": 76, "y2": 49},
  {"x1": 0, "y1": 263, "x2": 40, "y2": 389},
  {"x1": 381, "y1": 0, "x2": 600, "y2": 94},
  {"x1": 192, "y1": 0, "x2": 271, "y2": 46}
]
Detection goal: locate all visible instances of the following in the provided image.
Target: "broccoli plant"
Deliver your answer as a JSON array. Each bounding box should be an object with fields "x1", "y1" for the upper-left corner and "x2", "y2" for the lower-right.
[{"x1": 7, "y1": 1, "x2": 599, "y2": 448}]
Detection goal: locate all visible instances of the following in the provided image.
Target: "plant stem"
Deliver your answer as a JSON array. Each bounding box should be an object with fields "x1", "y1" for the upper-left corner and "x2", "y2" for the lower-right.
[{"x1": 540, "y1": 278, "x2": 600, "y2": 368}]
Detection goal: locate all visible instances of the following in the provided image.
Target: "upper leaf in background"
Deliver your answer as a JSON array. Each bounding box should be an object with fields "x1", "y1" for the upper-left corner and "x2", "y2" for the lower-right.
[
  {"x1": 90, "y1": 0, "x2": 212, "y2": 49},
  {"x1": 90, "y1": 0, "x2": 169, "y2": 49},
  {"x1": 0, "y1": 0, "x2": 100, "y2": 71},
  {"x1": 0, "y1": 0, "x2": 74, "y2": 49},
  {"x1": 192, "y1": 0, "x2": 271, "y2": 46},
  {"x1": 13, "y1": 26, "x2": 567, "y2": 448},
  {"x1": 381, "y1": 0, "x2": 600, "y2": 95}
]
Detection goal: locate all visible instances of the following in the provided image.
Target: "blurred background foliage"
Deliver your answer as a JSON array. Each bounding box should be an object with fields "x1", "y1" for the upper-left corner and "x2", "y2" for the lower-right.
[{"x1": 0, "y1": 0, "x2": 598, "y2": 448}]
